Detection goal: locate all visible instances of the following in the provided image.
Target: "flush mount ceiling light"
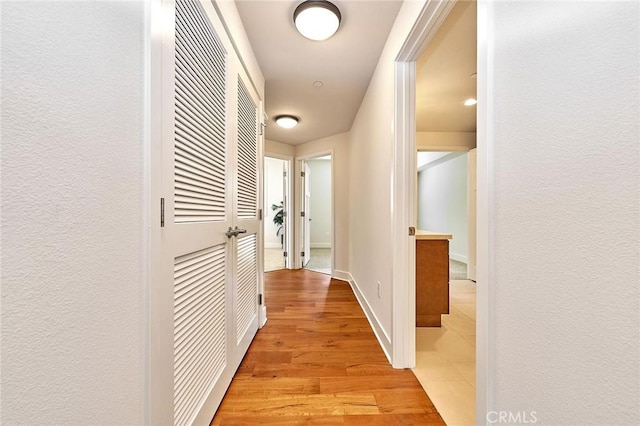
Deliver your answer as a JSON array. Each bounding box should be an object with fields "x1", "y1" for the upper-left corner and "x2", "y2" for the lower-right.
[
  {"x1": 294, "y1": 1, "x2": 341, "y2": 41},
  {"x1": 463, "y1": 98, "x2": 478, "y2": 106},
  {"x1": 275, "y1": 115, "x2": 299, "y2": 129}
]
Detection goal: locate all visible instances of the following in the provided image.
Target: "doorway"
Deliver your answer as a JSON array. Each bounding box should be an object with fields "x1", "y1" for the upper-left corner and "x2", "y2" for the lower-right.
[
  {"x1": 263, "y1": 155, "x2": 292, "y2": 272},
  {"x1": 391, "y1": 0, "x2": 482, "y2": 424},
  {"x1": 298, "y1": 154, "x2": 333, "y2": 275}
]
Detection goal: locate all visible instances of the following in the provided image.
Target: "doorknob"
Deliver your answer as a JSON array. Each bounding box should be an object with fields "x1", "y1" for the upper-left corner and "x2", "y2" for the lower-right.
[
  {"x1": 226, "y1": 226, "x2": 247, "y2": 238},
  {"x1": 233, "y1": 226, "x2": 247, "y2": 236}
]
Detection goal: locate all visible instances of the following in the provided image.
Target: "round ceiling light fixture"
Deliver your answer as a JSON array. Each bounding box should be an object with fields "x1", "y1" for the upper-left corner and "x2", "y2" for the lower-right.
[
  {"x1": 294, "y1": 1, "x2": 341, "y2": 41},
  {"x1": 275, "y1": 115, "x2": 299, "y2": 129}
]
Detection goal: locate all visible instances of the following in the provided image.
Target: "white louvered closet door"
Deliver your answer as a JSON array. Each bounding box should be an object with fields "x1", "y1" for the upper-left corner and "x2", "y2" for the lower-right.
[
  {"x1": 151, "y1": 1, "x2": 262, "y2": 425},
  {"x1": 231, "y1": 73, "x2": 261, "y2": 363}
]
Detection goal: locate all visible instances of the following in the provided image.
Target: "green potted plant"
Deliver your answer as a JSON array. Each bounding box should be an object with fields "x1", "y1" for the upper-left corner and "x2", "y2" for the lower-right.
[{"x1": 271, "y1": 202, "x2": 284, "y2": 247}]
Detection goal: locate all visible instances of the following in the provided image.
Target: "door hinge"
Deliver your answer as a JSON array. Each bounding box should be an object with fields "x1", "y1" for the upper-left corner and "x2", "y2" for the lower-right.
[
  {"x1": 259, "y1": 123, "x2": 266, "y2": 136},
  {"x1": 301, "y1": 251, "x2": 305, "y2": 257},
  {"x1": 160, "y1": 198, "x2": 165, "y2": 228},
  {"x1": 283, "y1": 211, "x2": 287, "y2": 218},
  {"x1": 283, "y1": 171, "x2": 287, "y2": 178},
  {"x1": 301, "y1": 211, "x2": 305, "y2": 217},
  {"x1": 409, "y1": 226, "x2": 416, "y2": 236},
  {"x1": 301, "y1": 171, "x2": 305, "y2": 178},
  {"x1": 259, "y1": 208, "x2": 263, "y2": 220},
  {"x1": 283, "y1": 251, "x2": 288, "y2": 257},
  {"x1": 258, "y1": 294, "x2": 263, "y2": 305}
]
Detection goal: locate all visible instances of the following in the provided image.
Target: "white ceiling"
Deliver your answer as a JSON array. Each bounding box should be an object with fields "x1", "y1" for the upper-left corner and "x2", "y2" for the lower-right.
[
  {"x1": 416, "y1": 0, "x2": 477, "y2": 132},
  {"x1": 235, "y1": 0, "x2": 403, "y2": 145},
  {"x1": 235, "y1": 0, "x2": 476, "y2": 145}
]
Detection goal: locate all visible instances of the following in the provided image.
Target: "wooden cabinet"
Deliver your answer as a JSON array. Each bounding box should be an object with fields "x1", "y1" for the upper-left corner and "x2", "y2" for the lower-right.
[{"x1": 416, "y1": 237, "x2": 450, "y2": 327}]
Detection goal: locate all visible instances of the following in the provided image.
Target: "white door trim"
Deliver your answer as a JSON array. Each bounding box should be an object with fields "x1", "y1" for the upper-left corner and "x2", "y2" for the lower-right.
[
  {"x1": 391, "y1": 0, "x2": 494, "y2": 423},
  {"x1": 391, "y1": 0, "x2": 456, "y2": 369}
]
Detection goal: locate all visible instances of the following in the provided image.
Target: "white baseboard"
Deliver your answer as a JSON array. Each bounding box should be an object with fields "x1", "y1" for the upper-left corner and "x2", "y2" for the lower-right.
[
  {"x1": 310, "y1": 243, "x2": 332, "y2": 249},
  {"x1": 449, "y1": 253, "x2": 468, "y2": 264},
  {"x1": 334, "y1": 270, "x2": 392, "y2": 364},
  {"x1": 265, "y1": 243, "x2": 282, "y2": 249},
  {"x1": 259, "y1": 306, "x2": 267, "y2": 328},
  {"x1": 332, "y1": 270, "x2": 351, "y2": 282}
]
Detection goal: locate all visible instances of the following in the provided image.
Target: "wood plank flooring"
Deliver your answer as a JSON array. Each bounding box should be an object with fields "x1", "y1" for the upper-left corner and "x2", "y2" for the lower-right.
[{"x1": 211, "y1": 269, "x2": 444, "y2": 425}]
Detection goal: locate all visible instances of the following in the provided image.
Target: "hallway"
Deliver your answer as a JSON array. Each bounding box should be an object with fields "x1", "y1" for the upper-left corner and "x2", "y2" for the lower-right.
[{"x1": 211, "y1": 270, "x2": 444, "y2": 425}]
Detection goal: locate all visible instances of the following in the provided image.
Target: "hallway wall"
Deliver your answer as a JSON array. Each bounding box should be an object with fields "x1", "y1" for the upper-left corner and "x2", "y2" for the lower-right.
[
  {"x1": 1, "y1": 2, "x2": 147, "y2": 423},
  {"x1": 348, "y1": 0, "x2": 429, "y2": 352},
  {"x1": 486, "y1": 1, "x2": 639, "y2": 423}
]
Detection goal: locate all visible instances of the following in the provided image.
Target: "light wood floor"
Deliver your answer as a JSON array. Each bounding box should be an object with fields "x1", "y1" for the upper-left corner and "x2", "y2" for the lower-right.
[{"x1": 211, "y1": 269, "x2": 444, "y2": 425}]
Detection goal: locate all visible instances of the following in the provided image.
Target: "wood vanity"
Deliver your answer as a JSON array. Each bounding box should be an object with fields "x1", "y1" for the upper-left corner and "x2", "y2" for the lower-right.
[{"x1": 416, "y1": 230, "x2": 452, "y2": 327}]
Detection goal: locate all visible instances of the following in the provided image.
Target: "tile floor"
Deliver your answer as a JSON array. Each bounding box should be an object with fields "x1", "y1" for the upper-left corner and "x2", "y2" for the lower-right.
[
  {"x1": 264, "y1": 247, "x2": 286, "y2": 272},
  {"x1": 413, "y1": 279, "x2": 476, "y2": 426}
]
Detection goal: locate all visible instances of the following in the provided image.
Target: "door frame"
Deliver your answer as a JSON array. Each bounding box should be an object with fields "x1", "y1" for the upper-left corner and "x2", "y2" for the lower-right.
[
  {"x1": 294, "y1": 150, "x2": 334, "y2": 274},
  {"x1": 391, "y1": 0, "x2": 493, "y2": 423}
]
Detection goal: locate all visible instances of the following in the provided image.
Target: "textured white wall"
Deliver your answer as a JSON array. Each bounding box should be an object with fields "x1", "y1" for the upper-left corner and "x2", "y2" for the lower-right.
[
  {"x1": 264, "y1": 157, "x2": 285, "y2": 248},
  {"x1": 1, "y1": 1, "x2": 146, "y2": 424},
  {"x1": 488, "y1": 1, "x2": 639, "y2": 423},
  {"x1": 296, "y1": 133, "x2": 349, "y2": 273},
  {"x1": 307, "y1": 159, "x2": 332, "y2": 248},
  {"x1": 417, "y1": 153, "x2": 468, "y2": 262},
  {"x1": 348, "y1": 0, "x2": 428, "y2": 344},
  {"x1": 265, "y1": 139, "x2": 295, "y2": 158}
]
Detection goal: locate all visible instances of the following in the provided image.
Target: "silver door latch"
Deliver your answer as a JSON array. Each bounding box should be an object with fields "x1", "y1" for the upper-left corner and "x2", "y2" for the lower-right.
[{"x1": 226, "y1": 226, "x2": 248, "y2": 238}]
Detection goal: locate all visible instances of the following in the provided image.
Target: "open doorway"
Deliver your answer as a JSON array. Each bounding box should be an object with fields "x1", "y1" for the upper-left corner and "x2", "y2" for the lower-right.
[
  {"x1": 298, "y1": 154, "x2": 332, "y2": 275},
  {"x1": 408, "y1": 1, "x2": 478, "y2": 425},
  {"x1": 263, "y1": 156, "x2": 292, "y2": 272}
]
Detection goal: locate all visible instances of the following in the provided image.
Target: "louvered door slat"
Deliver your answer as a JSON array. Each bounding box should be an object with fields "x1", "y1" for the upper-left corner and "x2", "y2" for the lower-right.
[
  {"x1": 235, "y1": 234, "x2": 257, "y2": 342},
  {"x1": 175, "y1": 0, "x2": 226, "y2": 224},
  {"x1": 173, "y1": 244, "x2": 226, "y2": 426},
  {"x1": 236, "y1": 80, "x2": 257, "y2": 219},
  {"x1": 175, "y1": 93, "x2": 225, "y2": 145},
  {"x1": 173, "y1": 1, "x2": 229, "y2": 424}
]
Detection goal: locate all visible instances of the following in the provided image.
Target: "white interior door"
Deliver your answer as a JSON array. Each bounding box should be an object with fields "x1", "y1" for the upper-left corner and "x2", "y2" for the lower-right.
[
  {"x1": 302, "y1": 162, "x2": 311, "y2": 267},
  {"x1": 233, "y1": 72, "x2": 261, "y2": 361},
  {"x1": 151, "y1": 1, "x2": 261, "y2": 424},
  {"x1": 282, "y1": 161, "x2": 289, "y2": 268}
]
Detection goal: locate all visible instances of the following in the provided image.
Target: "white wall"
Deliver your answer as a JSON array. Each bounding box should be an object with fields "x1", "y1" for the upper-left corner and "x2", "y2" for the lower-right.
[
  {"x1": 348, "y1": 0, "x2": 429, "y2": 352},
  {"x1": 1, "y1": 2, "x2": 147, "y2": 423},
  {"x1": 417, "y1": 153, "x2": 468, "y2": 262},
  {"x1": 296, "y1": 132, "x2": 349, "y2": 273},
  {"x1": 485, "y1": 1, "x2": 639, "y2": 423},
  {"x1": 265, "y1": 138, "x2": 295, "y2": 158},
  {"x1": 307, "y1": 159, "x2": 332, "y2": 248},
  {"x1": 264, "y1": 157, "x2": 285, "y2": 248}
]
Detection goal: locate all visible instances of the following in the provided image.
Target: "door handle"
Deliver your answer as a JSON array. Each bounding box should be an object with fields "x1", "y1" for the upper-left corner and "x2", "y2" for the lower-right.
[
  {"x1": 233, "y1": 226, "x2": 247, "y2": 236},
  {"x1": 226, "y1": 226, "x2": 247, "y2": 238}
]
